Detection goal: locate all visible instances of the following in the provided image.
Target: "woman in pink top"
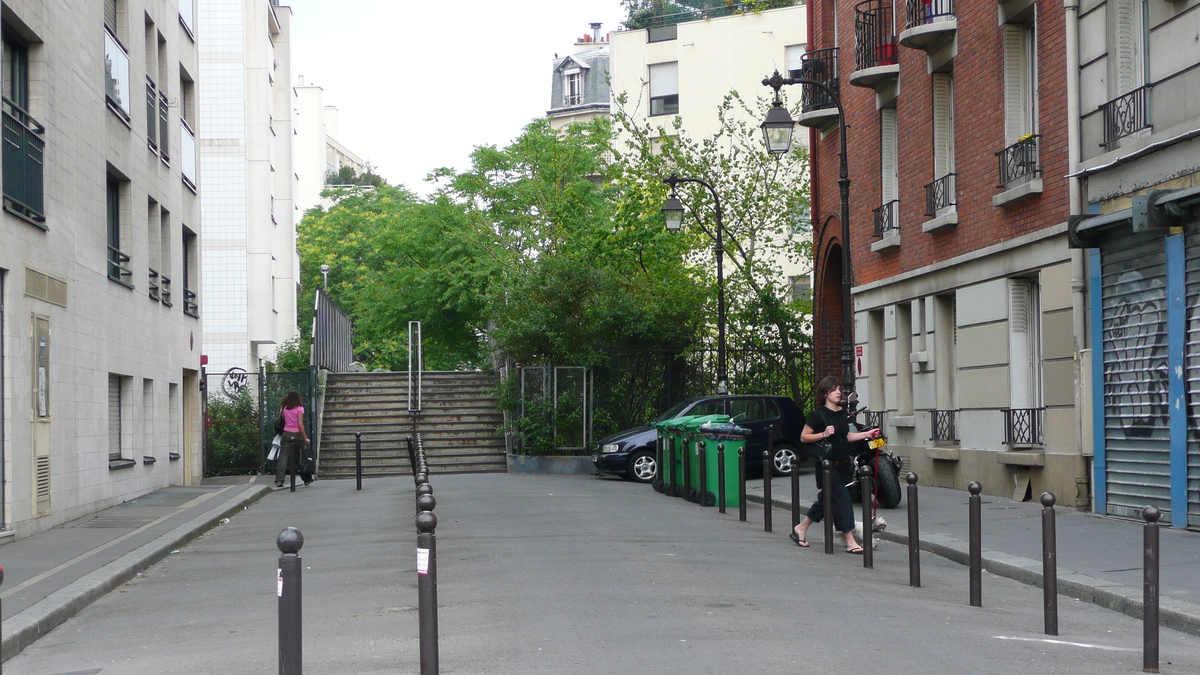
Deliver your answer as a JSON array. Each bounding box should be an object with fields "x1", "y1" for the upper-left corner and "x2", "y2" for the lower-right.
[{"x1": 275, "y1": 390, "x2": 313, "y2": 487}]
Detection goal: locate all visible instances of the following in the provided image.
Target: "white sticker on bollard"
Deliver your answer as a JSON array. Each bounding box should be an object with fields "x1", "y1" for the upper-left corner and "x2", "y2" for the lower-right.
[
  {"x1": 277, "y1": 568, "x2": 283, "y2": 597},
  {"x1": 417, "y1": 548, "x2": 430, "y2": 575}
]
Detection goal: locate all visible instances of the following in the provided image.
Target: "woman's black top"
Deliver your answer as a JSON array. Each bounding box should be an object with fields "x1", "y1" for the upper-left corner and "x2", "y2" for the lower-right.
[{"x1": 805, "y1": 406, "x2": 852, "y2": 461}]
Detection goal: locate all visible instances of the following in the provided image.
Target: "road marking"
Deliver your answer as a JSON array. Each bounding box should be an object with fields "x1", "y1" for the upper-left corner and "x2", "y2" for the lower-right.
[
  {"x1": 992, "y1": 636, "x2": 1136, "y2": 652},
  {"x1": 0, "y1": 486, "x2": 234, "y2": 599}
]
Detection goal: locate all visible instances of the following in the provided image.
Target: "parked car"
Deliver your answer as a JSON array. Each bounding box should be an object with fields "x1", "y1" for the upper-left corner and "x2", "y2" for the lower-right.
[{"x1": 592, "y1": 395, "x2": 807, "y2": 483}]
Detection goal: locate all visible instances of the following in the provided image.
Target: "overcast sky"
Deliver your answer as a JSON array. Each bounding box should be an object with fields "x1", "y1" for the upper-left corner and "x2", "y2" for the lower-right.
[{"x1": 285, "y1": 0, "x2": 627, "y2": 196}]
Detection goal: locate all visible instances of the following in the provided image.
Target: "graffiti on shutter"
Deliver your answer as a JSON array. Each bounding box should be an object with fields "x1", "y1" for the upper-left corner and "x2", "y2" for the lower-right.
[{"x1": 1184, "y1": 228, "x2": 1200, "y2": 526}]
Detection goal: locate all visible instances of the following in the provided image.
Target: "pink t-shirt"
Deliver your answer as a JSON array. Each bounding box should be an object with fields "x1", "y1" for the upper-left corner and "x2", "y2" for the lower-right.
[{"x1": 282, "y1": 406, "x2": 304, "y2": 433}]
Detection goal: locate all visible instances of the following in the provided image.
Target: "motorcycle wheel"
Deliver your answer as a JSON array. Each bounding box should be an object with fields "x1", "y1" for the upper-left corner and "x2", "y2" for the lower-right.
[{"x1": 876, "y1": 456, "x2": 902, "y2": 508}]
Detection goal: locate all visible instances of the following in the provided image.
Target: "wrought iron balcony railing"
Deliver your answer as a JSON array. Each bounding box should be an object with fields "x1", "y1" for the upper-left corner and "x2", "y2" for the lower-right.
[
  {"x1": 1002, "y1": 407, "x2": 1043, "y2": 446},
  {"x1": 931, "y1": 409, "x2": 958, "y2": 442},
  {"x1": 924, "y1": 173, "x2": 955, "y2": 216},
  {"x1": 1101, "y1": 85, "x2": 1151, "y2": 147},
  {"x1": 873, "y1": 199, "x2": 899, "y2": 238},
  {"x1": 996, "y1": 135, "x2": 1040, "y2": 187},
  {"x1": 854, "y1": 0, "x2": 898, "y2": 71},
  {"x1": 160, "y1": 274, "x2": 173, "y2": 306},
  {"x1": 2, "y1": 96, "x2": 46, "y2": 225},
  {"x1": 148, "y1": 268, "x2": 161, "y2": 301},
  {"x1": 905, "y1": 0, "x2": 954, "y2": 28},
  {"x1": 108, "y1": 246, "x2": 133, "y2": 286},
  {"x1": 796, "y1": 47, "x2": 840, "y2": 114},
  {"x1": 183, "y1": 287, "x2": 198, "y2": 317},
  {"x1": 863, "y1": 410, "x2": 885, "y2": 430}
]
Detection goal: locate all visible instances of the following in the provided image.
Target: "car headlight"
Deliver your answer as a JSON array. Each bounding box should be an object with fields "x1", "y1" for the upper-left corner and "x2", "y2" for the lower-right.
[{"x1": 600, "y1": 444, "x2": 621, "y2": 454}]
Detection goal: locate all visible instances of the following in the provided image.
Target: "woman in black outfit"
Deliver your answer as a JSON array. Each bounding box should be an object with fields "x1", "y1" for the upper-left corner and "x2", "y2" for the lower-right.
[{"x1": 789, "y1": 376, "x2": 881, "y2": 553}]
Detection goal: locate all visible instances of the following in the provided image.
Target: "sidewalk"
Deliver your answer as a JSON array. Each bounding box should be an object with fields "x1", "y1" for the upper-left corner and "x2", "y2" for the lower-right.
[
  {"x1": 0, "y1": 475, "x2": 274, "y2": 661},
  {"x1": 744, "y1": 470, "x2": 1200, "y2": 635}
]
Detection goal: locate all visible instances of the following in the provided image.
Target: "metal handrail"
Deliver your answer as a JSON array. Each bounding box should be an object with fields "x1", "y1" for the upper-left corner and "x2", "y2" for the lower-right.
[
  {"x1": 1100, "y1": 85, "x2": 1152, "y2": 147},
  {"x1": 995, "y1": 135, "x2": 1041, "y2": 187},
  {"x1": 158, "y1": 92, "x2": 170, "y2": 161},
  {"x1": 146, "y1": 77, "x2": 157, "y2": 149},
  {"x1": 797, "y1": 48, "x2": 840, "y2": 114},
  {"x1": 108, "y1": 246, "x2": 132, "y2": 284},
  {"x1": 183, "y1": 287, "x2": 198, "y2": 317},
  {"x1": 905, "y1": 0, "x2": 954, "y2": 29},
  {"x1": 161, "y1": 274, "x2": 173, "y2": 306},
  {"x1": 2, "y1": 97, "x2": 46, "y2": 224},
  {"x1": 924, "y1": 172, "x2": 955, "y2": 216},
  {"x1": 873, "y1": 199, "x2": 899, "y2": 238},
  {"x1": 148, "y1": 268, "x2": 161, "y2": 300},
  {"x1": 854, "y1": 0, "x2": 897, "y2": 71}
]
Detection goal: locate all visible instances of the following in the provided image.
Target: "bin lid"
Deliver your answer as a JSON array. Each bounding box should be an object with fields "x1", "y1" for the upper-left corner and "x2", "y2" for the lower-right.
[
  {"x1": 680, "y1": 414, "x2": 730, "y2": 432},
  {"x1": 699, "y1": 420, "x2": 751, "y2": 438}
]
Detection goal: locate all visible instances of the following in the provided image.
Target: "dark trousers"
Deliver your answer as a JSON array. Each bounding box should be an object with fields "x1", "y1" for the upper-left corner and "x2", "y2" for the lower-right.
[
  {"x1": 806, "y1": 462, "x2": 855, "y2": 533},
  {"x1": 275, "y1": 431, "x2": 312, "y2": 484}
]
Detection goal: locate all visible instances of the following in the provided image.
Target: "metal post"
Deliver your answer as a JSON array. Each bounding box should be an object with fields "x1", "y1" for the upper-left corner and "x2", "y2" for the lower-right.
[
  {"x1": 0, "y1": 565, "x2": 4, "y2": 675},
  {"x1": 822, "y1": 460, "x2": 834, "y2": 555},
  {"x1": 969, "y1": 481, "x2": 982, "y2": 607},
  {"x1": 355, "y1": 432, "x2": 362, "y2": 491},
  {"x1": 682, "y1": 436, "x2": 691, "y2": 500},
  {"x1": 859, "y1": 465, "x2": 873, "y2": 569},
  {"x1": 667, "y1": 436, "x2": 675, "y2": 495},
  {"x1": 738, "y1": 447, "x2": 747, "y2": 522},
  {"x1": 717, "y1": 444, "x2": 727, "y2": 513},
  {"x1": 277, "y1": 527, "x2": 304, "y2": 675},
  {"x1": 906, "y1": 472, "x2": 921, "y2": 588},
  {"x1": 1041, "y1": 491, "x2": 1058, "y2": 636},
  {"x1": 656, "y1": 436, "x2": 663, "y2": 490},
  {"x1": 1143, "y1": 505, "x2": 1161, "y2": 673},
  {"x1": 416, "y1": 495, "x2": 439, "y2": 675},
  {"x1": 406, "y1": 436, "x2": 418, "y2": 482},
  {"x1": 416, "y1": 482, "x2": 432, "y2": 516},
  {"x1": 791, "y1": 456, "x2": 801, "y2": 529},
  {"x1": 762, "y1": 450, "x2": 772, "y2": 532},
  {"x1": 698, "y1": 440, "x2": 708, "y2": 507}
]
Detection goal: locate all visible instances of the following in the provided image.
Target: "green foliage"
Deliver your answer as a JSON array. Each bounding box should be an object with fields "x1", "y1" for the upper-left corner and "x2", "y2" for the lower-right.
[
  {"x1": 205, "y1": 388, "x2": 260, "y2": 475},
  {"x1": 268, "y1": 336, "x2": 310, "y2": 372},
  {"x1": 621, "y1": 0, "x2": 799, "y2": 29},
  {"x1": 325, "y1": 164, "x2": 385, "y2": 187}
]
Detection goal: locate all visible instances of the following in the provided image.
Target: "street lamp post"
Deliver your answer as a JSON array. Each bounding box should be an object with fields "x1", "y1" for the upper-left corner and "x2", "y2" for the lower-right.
[
  {"x1": 761, "y1": 69, "x2": 856, "y2": 397},
  {"x1": 662, "y1": 173, "x2": 729, "y2": 396}
]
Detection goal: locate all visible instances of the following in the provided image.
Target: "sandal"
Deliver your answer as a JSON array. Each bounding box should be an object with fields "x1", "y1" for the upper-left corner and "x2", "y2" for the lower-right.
[
  {"x1": 274, "y1": 482, "x2": 284, "y2": 488},
  {"x1": 846, "y1": 546, "x2": 864, "y2": 555},
  {"x1": 789, "y1": 532, "x2": 811, "y2": 548}
]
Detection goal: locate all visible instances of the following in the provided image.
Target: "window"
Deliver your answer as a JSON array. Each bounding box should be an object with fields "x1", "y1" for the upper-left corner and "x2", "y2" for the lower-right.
[
  {"x1": 563, "y1": 68, "x2": 582, "y2": 106},
  {"x1": 730, "y1": 398, "x2": 781, "y2": 423},
  {"x1": 1008, "y1": 278, "x2": 1042, "y2": 411},
  {"x1": 932, "y1": 73, "x2": 955, "y2": 180},
  {"x1": 109, "y1": 374, "x2": 123, "y2": 460},
  {"x1": 104, "y1": 31, "x2": 130, "y2": 119},
  {"x1": 895, "y1": 302, "x2": 915, "y2": 416},
  {"x1": 688, "y1": 399, "x2": 725, "y2": 417},
  {"x1": 1114, "y1": 0, "x2": 1147, "y2": 96},
  {"x1": 933, "y1": 294, "x2": 957, "y2": 411},
  {"x1": 649, "y1": 62, "x2": 679, "y2": 116},
  {"x1": 148, "y1": 198, "x2": 161, "y2": 300},
  {"x1": 178, "y1": 0, "x2": 194, "y2": 38},
  {"x1": 3, "y1": 28, "x2": 29, "y2": 109},
  {"x1": 868, "y1": 309, "x2": 886, "y2": 411},
  {"x1": 880, "y1": 107, "x2": 899, "y2": 205},
  {"x1": 785, "y1": 44, "x2": 807, "y2": 78},
  {"x1": 790, "y1": 275, "x2": 812, "y2": 302},
  {"x1": 143, "y1": 379, "x2": 154, "y2": 460},
  {"x1": 160, "y1": 207, "x2": 172, "y2": 305},
  {"x1": 2, "y1": 26, "x2": 45, "y2": 225},
  {"x1": 179, "y1": 69, "x2": 195, "y2": 126},
  {"x1": 107, "y1": 176, "x2": 132, "y2": 286},
  {"x1": 647, "y1": 24, "x2": 677, "y2": 43},
  {"x1": 1002, "y1": 23, "x2": 1036, "y2": 146},
  {"x1": 182, "y1": 226, "x2": 198, "y2": 317}
]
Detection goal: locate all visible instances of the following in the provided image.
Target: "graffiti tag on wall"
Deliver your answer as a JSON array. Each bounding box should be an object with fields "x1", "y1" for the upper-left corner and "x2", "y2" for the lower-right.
[{"x1": 1104, "y1": 270, "x2": 1169, "y2": 438}]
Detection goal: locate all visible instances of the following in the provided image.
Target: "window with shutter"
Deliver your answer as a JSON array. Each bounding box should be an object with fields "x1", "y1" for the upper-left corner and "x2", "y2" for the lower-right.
[
  {"x1": 1114, "y1": 0, "x2": 1146, "y2": 95},
  {"x1": 104, "y1": 0, "x2": 118, "y2": 35},
  {"x1": 649, "y1": 62, "x2": 679, "y2": 116},
  {"x1": 932, "y1": 73, "x2": 955, "y2": 178},
  {"x1": 880, "y1": 107, "x2": 899, "y2": 202},
  {"x1": 1003, "y1": 23, "x2": 1036, "y2": 145},
  {"x1": 109, "y1": 375, "x2": 123, "y2": 460},
  {"x1": 1008, "y1": 278, "x2": 1042, "y2": 410}
]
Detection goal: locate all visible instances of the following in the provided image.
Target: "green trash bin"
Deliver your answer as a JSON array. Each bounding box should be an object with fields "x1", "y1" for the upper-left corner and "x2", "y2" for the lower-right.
[
  {"x1": 649, "y1": 420, "x2": 672, "y2": 494},
  {"x1": 663, "y1": 415, "x2": 701, "y2": 499},
  {"x1": 680, "y1": 415, "x2": 730, "y2": 504},
  {"x1": 696, "y1": 420, "x2": 750, "y2": 508}
]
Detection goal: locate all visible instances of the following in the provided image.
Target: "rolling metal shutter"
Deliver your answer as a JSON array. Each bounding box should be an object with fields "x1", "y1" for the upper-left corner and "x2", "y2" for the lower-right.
[
  {"x1": 1101, "y1": 234, "x2": 1172, "y2": 521},
  {"x1": 1186, "y1": 227, "x2": 1200, "y2": 526}
]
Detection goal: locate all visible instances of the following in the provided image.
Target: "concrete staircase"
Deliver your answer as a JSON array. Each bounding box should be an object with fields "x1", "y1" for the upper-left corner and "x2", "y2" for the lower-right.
[{"x1": 317, "y1": 371, "x2": 507, "y2": 478}]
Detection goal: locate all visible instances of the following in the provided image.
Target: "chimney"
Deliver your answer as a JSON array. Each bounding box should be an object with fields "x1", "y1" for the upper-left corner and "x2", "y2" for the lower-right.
[
  {"x1": 298, "y1": 75, "x2": 305, "y2": 86},
  {"x1": 590, "y1": 22, "x2": 602, "y2": 42}
]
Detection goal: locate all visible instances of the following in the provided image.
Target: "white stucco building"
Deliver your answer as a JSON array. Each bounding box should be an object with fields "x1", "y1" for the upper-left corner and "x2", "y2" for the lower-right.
[
  {"x1": 0, "y1": 0, "x2": 204, "y2": 538},
  {"x1": 294, "y1": 79, "x2": 367, "y2": 214},
  {"x1": 198, "y1": 0, "x2": 299, "y2": 374}
]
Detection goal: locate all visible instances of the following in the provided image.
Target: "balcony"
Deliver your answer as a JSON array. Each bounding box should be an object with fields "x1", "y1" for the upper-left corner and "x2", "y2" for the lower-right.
[
  {"x1": 849, "y1": 0, "x2": 900, "y2": 89},
  {"x1": 924, "y1": 173, "x2": 955, "y2": 216},
  {"x1": 2, "y1": 96, "x2": 46, "y2": 227},
  {"x1": 183, "y1": 287, "x2": 198, "y2": 318},
  {"x1": 930, "y1": 409, "x2": 958, "y2": 443},
  {"x1": 148, "y1": 268, "x2": 161, "y2": 301},
  {"x1": 863, "y1": 410, "x2": 885, "y2": 431},
  {"x1": 1100, "y1": 85, "x2": 1151, "y2": 148},
  {"x1": 161, "y1": 274, "x2": 173, "y2": 307},
  {"x1": 794, "y1": 48, "x2": 841, "y2": 132},
  {"x1": 1002, "y1": 407, "x2": 1043, "y2": 446},
  {"x1": 104, "y1": 29, "x2": 131, "y2": 121},
  {"x1": 992, "y1": 134, "x2": 1044, "y2": 207},
  {"x1": 899, "y1": 0, "x2": 956, "y2": 52},
  {"x1": 873, "y1": 200, "x2": 899, "y2": 238},
  {"x1": 108, "y1": 246, "x2": 133, "y2": 287}
]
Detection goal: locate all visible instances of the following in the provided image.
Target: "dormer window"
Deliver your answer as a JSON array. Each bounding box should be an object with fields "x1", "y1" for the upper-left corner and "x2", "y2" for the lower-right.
[{"x1": 563, "y1": 68, "x2": 582, "y2": 106}]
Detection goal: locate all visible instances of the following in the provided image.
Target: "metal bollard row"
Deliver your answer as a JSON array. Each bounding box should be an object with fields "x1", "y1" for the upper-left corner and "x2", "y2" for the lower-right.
[
  {"x1": 277, "y1": 527, "x2": 303, "y2": 675},
  {"x1": 906, "y1": 472, "x2": 920, "y2": 588},
  {"x1": 859, "y1": 465, "x2": 873, "y2": 569}
]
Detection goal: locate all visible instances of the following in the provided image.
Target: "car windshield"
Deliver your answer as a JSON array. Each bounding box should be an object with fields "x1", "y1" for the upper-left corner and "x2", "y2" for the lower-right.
[{"x1": 654, "y1": 399, "x2": 697, "y2": 422}]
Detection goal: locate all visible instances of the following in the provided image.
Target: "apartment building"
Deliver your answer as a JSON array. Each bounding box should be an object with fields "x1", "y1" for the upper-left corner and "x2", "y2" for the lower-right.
[
  {"x1": 802, "y1": 0, "x2": 1082, "y2": 501},
  {"x1": 1067, "y1": 0, "x2": 1200, "y2": 525},
  {"x1": 294, "y1": 78, "x2": 367, "y2": 213},
  {"x1": 198, "y1": 0, "x2": 298, "y2": 375},
  {"x1": 548, "y1": 23, "x2": 611, "y2": 130},
  {"x1": 0, "y1": 0, "x2": 203, "y2": 537}
]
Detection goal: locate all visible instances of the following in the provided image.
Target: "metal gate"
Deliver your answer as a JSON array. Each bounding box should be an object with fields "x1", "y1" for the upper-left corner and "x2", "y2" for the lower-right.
[
  {"x1": 514, "y1": 365, "x2": 593, "y2": 454},
  {"x1": 1101, "y1": 233, "x2": 1173, "y2": 521},
  {"x1": 202, "y1": 366, "x2": 316, "y2": 476},
  {"x1": 1185, "y1": 227, "x2": 1200, "y2": 526},
  {"x1": 261, "y1": 369, "x2": 317, "y2": 464}
]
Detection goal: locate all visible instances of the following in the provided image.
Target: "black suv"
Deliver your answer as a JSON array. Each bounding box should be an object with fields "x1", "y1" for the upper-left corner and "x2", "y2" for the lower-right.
[{"x1": 592, "y1": 395, "x2": 806, "y2": 483}]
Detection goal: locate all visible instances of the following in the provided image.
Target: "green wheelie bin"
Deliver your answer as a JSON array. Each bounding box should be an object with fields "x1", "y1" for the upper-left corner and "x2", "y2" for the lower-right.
[
  {"x1": 663, "y1": 415, "x2": 700, "y2": 499},
  {"x1": 696, "y1": 420, "x2": 750, "y2": 509},
  {"x1": 680, "y1": 414, "x2": 731, "y2": 504}
]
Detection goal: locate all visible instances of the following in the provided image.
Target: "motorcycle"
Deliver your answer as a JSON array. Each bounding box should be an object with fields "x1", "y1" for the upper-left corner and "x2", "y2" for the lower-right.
[{"x1": 843, "y1": 405, "x2": 904, "y2": 509}]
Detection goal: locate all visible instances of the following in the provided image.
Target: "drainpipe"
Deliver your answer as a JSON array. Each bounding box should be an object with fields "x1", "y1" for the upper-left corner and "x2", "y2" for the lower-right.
[{"x1": 1064, "y1": 0, "x2": 1091, "y2": 509}]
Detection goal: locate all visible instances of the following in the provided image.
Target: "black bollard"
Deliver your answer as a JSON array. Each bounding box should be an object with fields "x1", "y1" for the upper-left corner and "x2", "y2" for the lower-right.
[
  {"x1": 355, "y1": 432, "x2": 363, "y2": 491},
  {"x1": 699, "y1": 440, "x2": 708, "y2": 507},
  {"x1": 859, "y1": 465, "x2": 873, "y2": 569},
  {"x1": 667, "y1": 436, "x2": 675, "y2": 495},
  {"x1": 822, "y1": 460, "x2": 834, "y2": 555},
  {"x1": 416, "y1": 482, "x2": 433, "y2": 516},
  {"x1": 682, "y1": 437, "x2": 691, "y2": 500},
  {"x1": 738, "y1": 447, "x2": 747, "y2": 522},
  {"x1": 1143, "y1": 505, "x2": 1161, "y2": 673},
  {"x1": 717, "y1": 444, "x2": 727, "y2": 513},
  {"x1": 791, "y1": 456, "x2": 801, "y2": 529},
  {"x1": 277, "y1": 527, "x2": 304, "y2": 675},
  {"x1": 762, "y1": 449, "x2": 772, "y2": 532},
  {"x1": 416, "y1": 496, "x2": 439, "y2": 675},
  {"x1": 968, "y1": 481, "x2": 982, "y2": 607},
  {"x1": 1041, "y1": 491, "x2": 1058, "y2": 636},
  {"x1": 906, "y1": 472, "x2": 921, "y2": 588}
]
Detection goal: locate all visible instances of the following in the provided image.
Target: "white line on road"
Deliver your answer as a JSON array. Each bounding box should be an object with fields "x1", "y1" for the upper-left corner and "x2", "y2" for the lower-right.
[{"x1": 992, "y1": 636, "x2": 1137, "y2": 652}]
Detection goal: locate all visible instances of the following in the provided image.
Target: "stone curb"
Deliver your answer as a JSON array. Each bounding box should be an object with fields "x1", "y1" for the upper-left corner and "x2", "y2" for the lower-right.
[
  {"x1": 1, "y1": 484, "x2": 273, "y2": 662},
  {"x1": 745, "y1": 492, "x2": 1200, "y2": 638}
]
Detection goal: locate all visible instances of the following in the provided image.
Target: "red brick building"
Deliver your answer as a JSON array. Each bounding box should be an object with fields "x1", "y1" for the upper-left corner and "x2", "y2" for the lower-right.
[{"x1": 799, "y1": 0, "x2": 1085, "y2": 500}]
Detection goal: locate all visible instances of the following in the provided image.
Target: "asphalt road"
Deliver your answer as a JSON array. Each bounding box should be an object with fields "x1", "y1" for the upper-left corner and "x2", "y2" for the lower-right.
[{"x1": 9, "y1": 473, "x2": 1200, "y2": 674}]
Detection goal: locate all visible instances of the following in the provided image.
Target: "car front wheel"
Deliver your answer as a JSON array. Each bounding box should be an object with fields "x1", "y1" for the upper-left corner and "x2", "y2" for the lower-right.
[
  {"x1": 627, "y1": 451, "x2": 657, "y2": 483},
  {"x1": 772, "y1": 444, "x2": 799, "y2": 477}
]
